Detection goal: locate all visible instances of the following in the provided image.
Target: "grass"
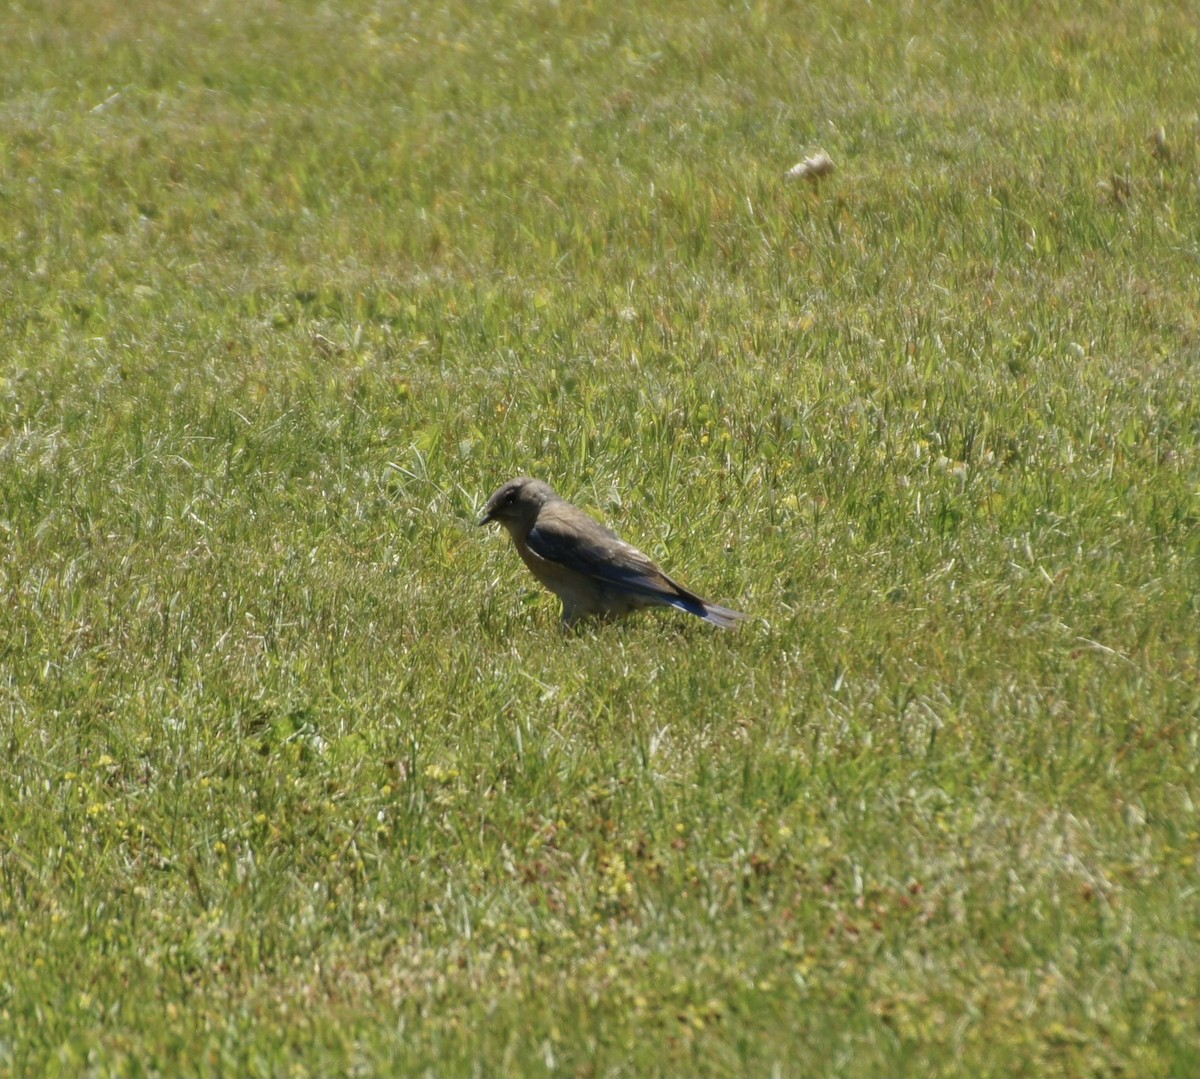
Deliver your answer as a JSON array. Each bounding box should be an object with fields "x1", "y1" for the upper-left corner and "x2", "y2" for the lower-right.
[{"x1": 2, "y1": 0, "x2": 1199, "y2": 1075}]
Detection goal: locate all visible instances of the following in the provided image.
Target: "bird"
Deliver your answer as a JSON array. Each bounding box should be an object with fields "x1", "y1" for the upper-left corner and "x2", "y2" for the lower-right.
[{"x1": 479, "y1": 477, "x2": 746, "y2": 628}]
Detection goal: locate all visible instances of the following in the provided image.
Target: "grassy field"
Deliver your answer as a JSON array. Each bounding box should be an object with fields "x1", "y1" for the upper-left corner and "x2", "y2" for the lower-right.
[{"x1": 3, "y1": 0, "x2": 1199, "y2": 1074}]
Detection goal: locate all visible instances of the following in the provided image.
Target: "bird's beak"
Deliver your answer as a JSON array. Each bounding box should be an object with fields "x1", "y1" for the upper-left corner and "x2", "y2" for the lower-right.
[{"x1": 478, "y1": 509, "x2": 494, "y2": 527}]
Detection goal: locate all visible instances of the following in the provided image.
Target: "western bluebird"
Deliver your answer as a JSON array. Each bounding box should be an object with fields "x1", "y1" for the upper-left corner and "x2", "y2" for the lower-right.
[{"x1": 479, "y1": 477, "x2": 746, "y2": 628}]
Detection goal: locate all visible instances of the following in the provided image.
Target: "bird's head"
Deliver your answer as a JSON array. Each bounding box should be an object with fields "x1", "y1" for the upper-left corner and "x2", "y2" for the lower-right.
[{"x1": 479, "y1": 477, "x2": 559, "y2": 533}]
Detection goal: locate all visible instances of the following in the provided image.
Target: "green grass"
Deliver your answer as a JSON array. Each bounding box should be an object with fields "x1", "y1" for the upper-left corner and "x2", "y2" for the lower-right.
[{"x1": 3, "y1": 0, "x2": 1199, "y2": 1074}]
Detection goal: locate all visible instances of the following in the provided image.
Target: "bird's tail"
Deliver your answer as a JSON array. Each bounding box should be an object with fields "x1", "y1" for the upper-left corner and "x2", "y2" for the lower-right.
[
  {"x1": 658, "y1": 573, "x2": 747, "y2": 629},
  {"x1": 665, "y1": 589, "x2": 747, "y2": 628},
  {"x1": 694, "y1": 600, "x2": 748, "y2": 629}
]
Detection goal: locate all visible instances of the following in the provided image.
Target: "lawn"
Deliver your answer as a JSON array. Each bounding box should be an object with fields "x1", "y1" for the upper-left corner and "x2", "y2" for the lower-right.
[{"x1": 2, "y1": 1, "x2": 1199, "y2": 1075}]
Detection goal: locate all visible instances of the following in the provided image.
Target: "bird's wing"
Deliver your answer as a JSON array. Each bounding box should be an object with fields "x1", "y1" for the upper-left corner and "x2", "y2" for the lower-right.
[{"x1": 526, "y1": 503, "x2": 698, "y2": 602}]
